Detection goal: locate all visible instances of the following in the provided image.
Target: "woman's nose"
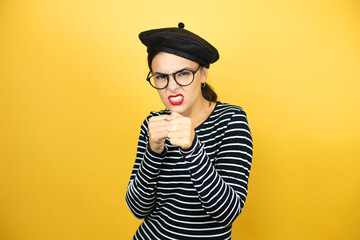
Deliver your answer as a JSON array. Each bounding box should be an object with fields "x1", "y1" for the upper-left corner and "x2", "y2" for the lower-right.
[{"x1": 167, "y1": 74, "x2": 179, "y2": 91}]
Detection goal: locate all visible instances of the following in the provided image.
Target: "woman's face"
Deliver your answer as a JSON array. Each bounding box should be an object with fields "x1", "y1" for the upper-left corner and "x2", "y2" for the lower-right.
[{"x1": 151, "y1": 52, "x2": 207, "y2": 117}]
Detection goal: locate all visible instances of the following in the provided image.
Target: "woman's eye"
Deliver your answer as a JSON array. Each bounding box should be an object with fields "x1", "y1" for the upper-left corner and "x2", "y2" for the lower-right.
[
  {"x1": 178, "y1": 71, "x2": 190, "y2": 76},
  {"x1": 155, "y1": 75, "x2": 167, "y2": 80}
]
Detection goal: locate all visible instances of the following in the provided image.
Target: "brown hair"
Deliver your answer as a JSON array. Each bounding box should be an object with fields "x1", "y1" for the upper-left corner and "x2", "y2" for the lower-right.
[{"x1": 147, "y1": 52, "x2": 217, "y2": 102}]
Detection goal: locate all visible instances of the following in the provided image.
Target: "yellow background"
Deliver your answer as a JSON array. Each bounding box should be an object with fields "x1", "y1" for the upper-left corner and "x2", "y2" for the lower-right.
[{"x1": 0, "y1": 0, "x2": 359, "y2": 239}]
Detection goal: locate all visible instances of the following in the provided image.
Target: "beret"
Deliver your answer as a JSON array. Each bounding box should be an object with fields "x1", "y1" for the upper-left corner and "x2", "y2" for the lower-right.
[{"x1": 139, "y1": 22, "x2": 219, "y2": 68}]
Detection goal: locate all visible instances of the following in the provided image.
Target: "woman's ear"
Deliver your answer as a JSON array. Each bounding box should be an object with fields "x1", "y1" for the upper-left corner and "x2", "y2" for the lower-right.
[{"x1": 200, "y1": 67, "x2": 208, "y2": 84}]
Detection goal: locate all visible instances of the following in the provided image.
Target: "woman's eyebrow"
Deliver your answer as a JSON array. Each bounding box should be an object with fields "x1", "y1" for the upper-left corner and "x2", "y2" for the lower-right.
[
  {"x1": 153, "y1": 67, "x2": 192, "y2": 75},
  {"x1": 153, "y1": 71, "x2": 167, "y2": 75}
]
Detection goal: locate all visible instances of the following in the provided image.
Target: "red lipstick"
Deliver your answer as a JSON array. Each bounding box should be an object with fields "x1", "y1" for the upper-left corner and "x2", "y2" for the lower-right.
[{"x1": 168, "y1": 94, "x2": 184, "y2": 105}]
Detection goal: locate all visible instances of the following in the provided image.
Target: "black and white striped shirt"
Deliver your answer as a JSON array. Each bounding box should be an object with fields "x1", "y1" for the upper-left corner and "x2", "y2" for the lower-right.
[{"x1": 126, "y1": 102, "x2": 253, "y2": 239}]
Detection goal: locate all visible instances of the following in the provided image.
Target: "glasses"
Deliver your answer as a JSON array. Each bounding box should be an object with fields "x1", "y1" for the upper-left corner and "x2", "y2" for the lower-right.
[{"x1": 146, "y1": 65, "x2": 202, "y2": 90}]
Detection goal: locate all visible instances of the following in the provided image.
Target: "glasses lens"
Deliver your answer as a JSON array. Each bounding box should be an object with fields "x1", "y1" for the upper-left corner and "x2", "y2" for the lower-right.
[
  {"x1": 149, "y1": 74, "x2": 168, "y2": 89},
  {"x1": 175, "y1": 70, "x2": 194, "y2": 86}
]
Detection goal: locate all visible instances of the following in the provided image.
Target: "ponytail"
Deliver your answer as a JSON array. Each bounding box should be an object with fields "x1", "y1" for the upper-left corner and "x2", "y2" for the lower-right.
[{"x1": 201, "y1": 83, "x2": 217, "y2": 102}]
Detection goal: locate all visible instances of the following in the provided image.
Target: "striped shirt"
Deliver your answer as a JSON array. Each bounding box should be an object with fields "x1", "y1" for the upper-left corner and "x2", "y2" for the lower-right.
[{"x1": 126, "y1": 102, "x2": 253, "y2": 239}]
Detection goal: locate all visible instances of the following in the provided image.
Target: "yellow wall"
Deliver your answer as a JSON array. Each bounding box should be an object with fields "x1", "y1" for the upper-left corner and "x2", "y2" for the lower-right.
[{"x1": 0, "y1": 0, "x2": 359, "y2": 239}]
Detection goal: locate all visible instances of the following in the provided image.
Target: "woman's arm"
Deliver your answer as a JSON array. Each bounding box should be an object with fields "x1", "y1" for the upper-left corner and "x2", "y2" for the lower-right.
[
  {"x1": 125, "y1": 117, "x2": 165, "y2": 219},
  {"x1": 180, "y1": 110, "x2": 253, "y2": 227}
]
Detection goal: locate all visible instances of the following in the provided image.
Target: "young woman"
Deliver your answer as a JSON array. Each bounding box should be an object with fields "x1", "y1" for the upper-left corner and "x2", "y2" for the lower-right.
[{"x1": 126, "y1": 23, "x2": 253, "y2": 240}]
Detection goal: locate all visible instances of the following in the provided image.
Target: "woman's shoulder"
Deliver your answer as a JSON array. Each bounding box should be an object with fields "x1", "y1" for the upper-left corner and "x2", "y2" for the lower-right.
[
  {"x1": 141, "y1": 109, "x2": 171, "y2": 126},
  {"x1": 147, "y1": 109, "x2": 171, "y2": 119},
  {"x1": 198, "y1": 102, "x2": 248, "y2": 129},
  {"x1": 197, "y1": 101, "x2": 250, "y2": 133},
  {"x1": 213, "y1": 101, "x2": 248, "y2": 118}
]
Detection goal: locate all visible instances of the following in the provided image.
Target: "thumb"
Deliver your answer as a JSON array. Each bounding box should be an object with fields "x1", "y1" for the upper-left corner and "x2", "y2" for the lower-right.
[{"x1": 165, "y1": 112, "x2": 180, "y2": 121}]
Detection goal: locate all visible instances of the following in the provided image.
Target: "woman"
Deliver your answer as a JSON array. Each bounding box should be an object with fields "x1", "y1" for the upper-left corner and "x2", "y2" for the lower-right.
[{"x1": 126, "y1": 23, "x2": 253, "y2": 240}]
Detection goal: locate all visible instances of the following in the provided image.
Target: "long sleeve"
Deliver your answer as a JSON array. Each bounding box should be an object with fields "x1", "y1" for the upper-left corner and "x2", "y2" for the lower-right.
[
  {"x1": 125, "y1": 117, "x2": 165, "y2": 219},
  {"x1": 127, "y1": 103, "x2": 253, "y2": 239},
  {"x1": 180, "y1": 110, "x2": 253, "y2": 227}
]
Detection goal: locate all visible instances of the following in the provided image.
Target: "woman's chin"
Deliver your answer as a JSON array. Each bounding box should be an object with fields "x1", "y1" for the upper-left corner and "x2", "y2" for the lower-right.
[{"x1": 167, "y1": 104, "x2": 186, "y2": 114}]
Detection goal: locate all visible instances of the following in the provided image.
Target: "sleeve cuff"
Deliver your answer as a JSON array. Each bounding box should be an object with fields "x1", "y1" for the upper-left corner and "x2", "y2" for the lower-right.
[
  {"x1": 180, "y1": 134, "x2": 199, "y2": 155},
  {"x1": 146, "y1": 144, "x2": 168, "y2": 158}
]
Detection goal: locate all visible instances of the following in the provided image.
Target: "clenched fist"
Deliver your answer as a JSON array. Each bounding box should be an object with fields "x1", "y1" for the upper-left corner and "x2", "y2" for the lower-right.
[
  {"x1": 166, "y1": 112, "x2": 195, "y2": 150},
  {"x1": 148, "y1": 112, "x2": 195, "y2": 154},
  {"x1": 148, "y1": 115, "x2": 170, "y2": 154}
]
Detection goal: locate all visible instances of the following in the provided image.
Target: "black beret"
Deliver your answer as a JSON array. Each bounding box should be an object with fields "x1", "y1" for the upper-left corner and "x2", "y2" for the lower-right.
[{"x1": 139, "y1": 22, "x2": 219, "y2": 68}]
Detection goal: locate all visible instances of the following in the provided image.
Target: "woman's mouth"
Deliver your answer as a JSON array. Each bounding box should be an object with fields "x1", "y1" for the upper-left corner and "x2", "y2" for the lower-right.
[{"x1": 168, "y1": 94, "x2": 184, "y2": 105}]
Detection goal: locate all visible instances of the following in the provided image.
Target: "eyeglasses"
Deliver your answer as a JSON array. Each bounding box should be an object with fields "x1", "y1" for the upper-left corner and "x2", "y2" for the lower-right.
[{"x1": 146, "y1": 65, "x2": 202, "y2": 90}]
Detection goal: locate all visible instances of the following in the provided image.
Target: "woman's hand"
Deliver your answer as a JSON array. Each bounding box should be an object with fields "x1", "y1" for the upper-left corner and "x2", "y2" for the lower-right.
[
  {"x1": 166, "y1": 112, "x2": 195, "y2": 150},
  {"x1": 148, "y1": 115, "x2": 169, "y2": 154},
  {"x1": 148, "y1": 112, "x2": 195, "y2": 153}
]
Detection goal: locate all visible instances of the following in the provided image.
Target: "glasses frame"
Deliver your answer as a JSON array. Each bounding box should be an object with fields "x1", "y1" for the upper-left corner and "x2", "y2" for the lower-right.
[{"x1": 146, "y1": 65, "x2": 202, "y2": 90}]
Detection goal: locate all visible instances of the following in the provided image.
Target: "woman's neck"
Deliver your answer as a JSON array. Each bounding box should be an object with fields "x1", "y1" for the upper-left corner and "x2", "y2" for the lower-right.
[{"x1": 189, "y1": 98, "x2": 216, "y2": 128}]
